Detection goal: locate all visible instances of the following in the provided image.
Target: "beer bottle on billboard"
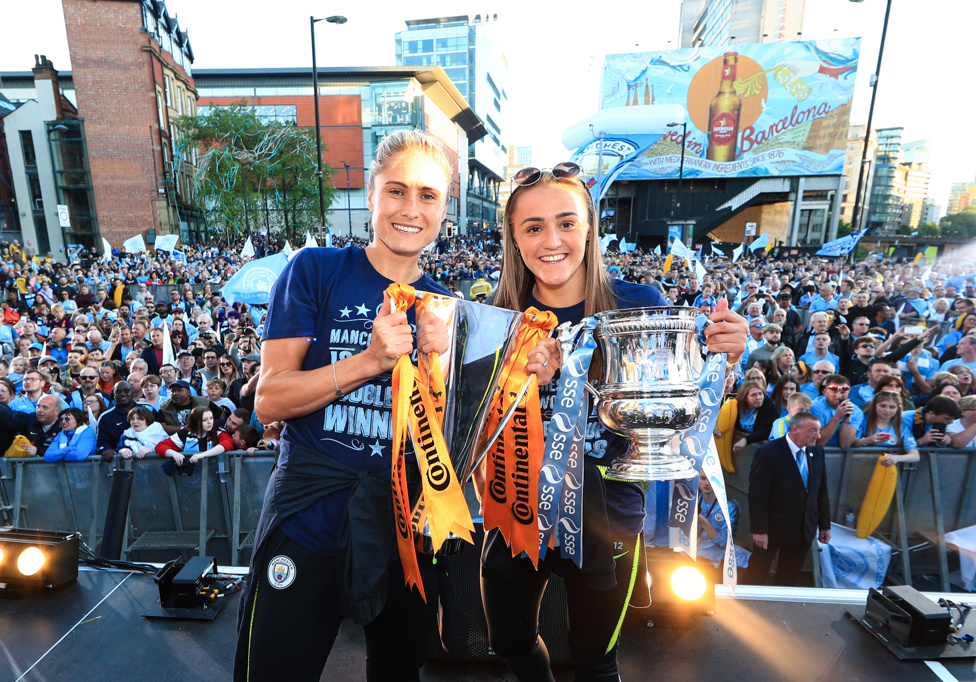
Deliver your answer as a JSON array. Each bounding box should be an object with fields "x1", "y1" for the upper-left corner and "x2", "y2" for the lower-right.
[{"x1": 706, "y1": 52, "x2": 742, "y2": 162}]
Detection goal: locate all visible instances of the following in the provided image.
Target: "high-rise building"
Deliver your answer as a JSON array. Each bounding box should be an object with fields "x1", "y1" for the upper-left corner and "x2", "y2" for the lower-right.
[
  {"x1": 679, "y1": 0, "x2": 807, "y2": 48},
  {"x1": 865, "y1": 128, "x2": 933, "y2": 232},
  {"x1": 947, "y1": 179, "x2": 976, "y2": 215},
  {"x1": 920, "y1": 198, "x2": 941, "y2": 226},
  {"x1": 396, "y1": 15, "x2": 507, "y2": 231},
  {"x1": 865, "y1": 127, "x2": 903, "y2": 233}
]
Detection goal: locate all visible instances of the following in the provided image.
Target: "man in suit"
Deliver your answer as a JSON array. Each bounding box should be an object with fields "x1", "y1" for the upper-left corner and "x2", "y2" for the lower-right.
[{"x1": 748, "y1": 412, "x2": 831, "y2": 586}]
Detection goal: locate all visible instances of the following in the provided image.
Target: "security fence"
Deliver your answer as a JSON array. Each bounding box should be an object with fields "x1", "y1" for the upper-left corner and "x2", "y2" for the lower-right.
[
  {"x1": 4, "y1": 447, "x2": 976, "y2": 591},
  {"x1": 724, "y1": 445, "x2": 976, "y2": 591}
]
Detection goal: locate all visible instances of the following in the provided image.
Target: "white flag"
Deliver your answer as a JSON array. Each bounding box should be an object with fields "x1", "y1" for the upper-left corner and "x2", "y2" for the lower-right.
[
  {"x1": 87, "y1": 404, "x2": 99, "y2": 438},
  {"x1": 161, "y1": 320, "x2": 175, "y2": 368},
  {"x1": 122, "y1": 234, "x2": 147, "y2": 254},
  {"x1": 732, "y1": 244, "x2": 744, "y2": 262},
  {"x1": 283, "y1": 241, "x2": 293, "y2": 256},
  {"x1": 818, "y1": 523, "x2": 890, "y2": 589},
  {"x1": 669, "y1": 238, "x2": 695, "y2": 260},
  {"x1": 711, "y1": 244, "x2": 725, "y2": 258},
  {"x1": 304, "y1": 232, "x2": 319, "y2": 249},
  {"x1": 154, "y1": 234, "x2": 179, "y2": 252},
  {"x1": 694, "y1": 259, "x2": 706, "y2": 283},
  {"x1": 653, "y1": 244, "x2": 661, "y2": 255},
  {"x1": 101, "y1": 237, "x2": 112, "y2": 262},
  {"x1": 240, "y1": 237, "x2": 255, "y2": 260}
]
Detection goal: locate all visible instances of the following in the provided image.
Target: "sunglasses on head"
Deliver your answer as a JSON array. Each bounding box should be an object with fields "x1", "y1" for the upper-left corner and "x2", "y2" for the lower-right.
[{"x1": 513, "y1": 162, "x2": 582, "y2": 187}]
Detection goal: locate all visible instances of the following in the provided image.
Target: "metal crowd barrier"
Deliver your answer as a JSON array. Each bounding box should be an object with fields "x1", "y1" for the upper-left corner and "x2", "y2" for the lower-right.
[
  {"x1": 3, "y1": 447, "x2": 976, "y2": 588},
  {"x1": 0, "y1": 452, "x2": 274, "y2": 567},
  {"x1": 719, "y1": 445, "x2": 976, "y2": 590}
]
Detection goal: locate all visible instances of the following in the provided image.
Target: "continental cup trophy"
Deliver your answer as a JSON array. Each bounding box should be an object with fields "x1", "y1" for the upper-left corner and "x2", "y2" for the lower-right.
[
  {"x1": 410, "y1": 292, "x2": 526, "y2": 554},
  {"x1": 590, "y1": 307, "x2": 703, "y2": 481}
]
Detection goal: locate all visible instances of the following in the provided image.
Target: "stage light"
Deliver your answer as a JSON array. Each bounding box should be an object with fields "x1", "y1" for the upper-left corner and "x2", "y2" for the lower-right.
[
  {"x1": 17, "y1": 547, "x2": 45, "y2": 576},
  {"x1": 640, "y1": 549, "x2": 715, "y2": 626},
  {"x1": 670, "y1": 565, "x2": 707, "y2": 601},
  {"x1": 0, "y1": 529, "x2": 79, "y2": 591}
]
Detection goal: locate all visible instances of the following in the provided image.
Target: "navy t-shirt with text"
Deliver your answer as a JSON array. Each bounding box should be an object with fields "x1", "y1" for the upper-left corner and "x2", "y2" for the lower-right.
[{"x1": 263, "y1": 247, "x2": 449, "y2": 553}]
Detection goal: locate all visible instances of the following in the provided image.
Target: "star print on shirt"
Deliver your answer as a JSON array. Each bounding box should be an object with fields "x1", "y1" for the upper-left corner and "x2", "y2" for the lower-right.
[
  {"x1": 339, "y1": 307, "x2": 351, "y2": 317},
  {"x1": 355, "y1": 303, "x2": 370, "y2": 317},
  {"x1": 369, "y1": 441, "x2": 384, "y2": 457}
]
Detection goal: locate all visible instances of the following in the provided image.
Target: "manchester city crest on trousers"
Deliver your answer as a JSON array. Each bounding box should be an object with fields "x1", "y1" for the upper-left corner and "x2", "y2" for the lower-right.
[{"x1": 268, "y1": 555, "x2": 297, "y2": 589}]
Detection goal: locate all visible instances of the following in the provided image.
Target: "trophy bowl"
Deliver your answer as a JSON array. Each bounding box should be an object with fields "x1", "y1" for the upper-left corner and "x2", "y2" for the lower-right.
[{"x1": 592, "y1": 307, "x2": 702, "y2": 481}]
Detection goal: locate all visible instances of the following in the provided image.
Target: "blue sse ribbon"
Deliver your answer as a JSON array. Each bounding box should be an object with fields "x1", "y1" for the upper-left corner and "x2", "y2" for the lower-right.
[
  {"x1": 668, "y1": 353, "x2": 727, "y2": 554},
  {"x1": 538, "y1": 319, "x2": 597, "y2": 568}
]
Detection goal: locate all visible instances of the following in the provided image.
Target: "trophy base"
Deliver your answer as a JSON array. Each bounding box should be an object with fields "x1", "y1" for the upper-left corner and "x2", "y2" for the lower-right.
[
  {"x1": 420, "y1": 532, "x2": 467, "y2": 557},
  {"x1": 607, "y1": 441, "x2": 698, "y2": 481}
]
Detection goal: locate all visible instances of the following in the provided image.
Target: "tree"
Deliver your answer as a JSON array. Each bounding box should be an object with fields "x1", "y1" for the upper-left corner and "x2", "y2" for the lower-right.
[
  {"x1": 175, "y1": 103, "x2": 337, "y2": 241},
  {"x1": 836, "y1": 220, "x2": 853, "y2": 238},
  {"x1": 917, "y1": 222, "x2": 940, "y2": 237},
  {"x1": 941, "y1": 209, "x2": 976, "y2": 238}
]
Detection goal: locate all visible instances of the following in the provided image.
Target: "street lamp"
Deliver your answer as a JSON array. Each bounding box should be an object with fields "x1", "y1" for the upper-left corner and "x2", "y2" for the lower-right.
[
  {"x1": 311, "y1": 14, "x2": 347, "y2": 242},
  {"x1": 849, "y1": 0, "x2": 893, "y2": 233},
  {"x1": 666, "y1": 121, "x2": 688, "y2": 219},
  {"x1": 341, "y1": 161, "x2": 352, "y2": 236}
]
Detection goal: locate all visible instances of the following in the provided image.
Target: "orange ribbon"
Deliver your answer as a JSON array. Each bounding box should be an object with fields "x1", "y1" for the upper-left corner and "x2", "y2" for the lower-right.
[
  {"x1": 409, "y1": 294, "x2": 452, "y2": 536},
  {"x1": 387, "y1": 283, "x2": 474, "y2": 599},
  {"x1": 481, "y1": 308, "x2": 558, "y2": 566}
]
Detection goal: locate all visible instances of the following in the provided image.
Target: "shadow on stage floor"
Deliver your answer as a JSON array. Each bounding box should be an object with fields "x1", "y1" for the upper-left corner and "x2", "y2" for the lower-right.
[{"x1": 1, "y1": 568, "x2": 972, "y2": 681}]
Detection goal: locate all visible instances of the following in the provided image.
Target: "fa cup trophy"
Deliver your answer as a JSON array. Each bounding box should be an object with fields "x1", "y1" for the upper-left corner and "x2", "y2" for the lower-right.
[{"x1": 590, "y1": 307, "x2": 703, "y2": 481}]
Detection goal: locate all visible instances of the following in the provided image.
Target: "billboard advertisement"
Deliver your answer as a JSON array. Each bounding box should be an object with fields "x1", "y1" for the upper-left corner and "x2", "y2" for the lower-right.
[{"x1": 593, "y1": 39, "x2": 860, "y2": 181}]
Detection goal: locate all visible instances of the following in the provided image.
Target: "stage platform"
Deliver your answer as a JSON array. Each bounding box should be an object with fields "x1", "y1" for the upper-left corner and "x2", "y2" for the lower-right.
[{"x1": 1, "y1": 569, "x2": 974, "y2": 681}]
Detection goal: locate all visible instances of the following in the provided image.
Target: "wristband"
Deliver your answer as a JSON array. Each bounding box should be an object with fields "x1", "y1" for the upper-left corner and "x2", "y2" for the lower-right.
[{"x1": 333, "y1": 363, "x2": 344, "y2": 399}]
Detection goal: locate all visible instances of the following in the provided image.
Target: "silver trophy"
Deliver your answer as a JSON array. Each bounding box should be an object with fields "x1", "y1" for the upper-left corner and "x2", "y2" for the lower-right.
[{"x1": 590, "y1": 307, "x2": 703, "y2": 481}]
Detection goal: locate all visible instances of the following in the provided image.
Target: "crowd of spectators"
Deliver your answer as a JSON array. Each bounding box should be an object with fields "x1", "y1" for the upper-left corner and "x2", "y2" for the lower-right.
[
  {"x1": 3, "y1": 233, "x2": 975, "y2": 465},
  {"x1": 2, "y1": 232, "x2": 976, "y2": 587}
]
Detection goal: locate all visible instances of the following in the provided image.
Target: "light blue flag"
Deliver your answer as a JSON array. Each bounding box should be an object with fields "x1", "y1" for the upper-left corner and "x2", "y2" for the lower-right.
[
  {"x1": 816, "y1": 230, "x2": 866, "y2": 257},
  {"x1": 220, "y1": 252, "x2": 289, "y2": 305},
  {"x1": 748, "y1": 232, "x2": 769, "y2": 252},
  {"x1": 172, "y1": 250, "x2": 187, "y2": 265},
  {"x1": 711, "y1": 244, "x2": 725, "y2": 257}
]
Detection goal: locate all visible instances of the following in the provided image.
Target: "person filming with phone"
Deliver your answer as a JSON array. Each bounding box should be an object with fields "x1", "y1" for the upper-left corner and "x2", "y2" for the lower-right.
[{"x1": 904, "y1": 396, "x2": 960, "y2": 448}]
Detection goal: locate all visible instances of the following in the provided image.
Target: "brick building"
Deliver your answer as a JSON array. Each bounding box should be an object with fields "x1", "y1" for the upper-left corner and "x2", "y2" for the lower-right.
[
  {"x1": 194, "y1": 66, "x2": 484, "y2": 237},
  {"x1": 61, "y1": 0, "x2": 201, "y2": 247}
]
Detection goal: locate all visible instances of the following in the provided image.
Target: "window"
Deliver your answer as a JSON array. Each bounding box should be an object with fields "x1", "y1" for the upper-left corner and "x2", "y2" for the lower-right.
[
  {"x1": 20, "y1": 130, "x2": 37, "y2": 166},
  {"x1": 164, "y1": 76, "x2": 172, "y2": 106},
  {"x1": 485, "y1": 72, "x2": 500, "y2": 99}
]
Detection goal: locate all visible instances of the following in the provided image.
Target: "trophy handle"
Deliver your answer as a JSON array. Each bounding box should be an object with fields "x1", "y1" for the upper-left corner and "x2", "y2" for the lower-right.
[{"x1": 585, "y1": 381, "x2": 601, "y2": 400}]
